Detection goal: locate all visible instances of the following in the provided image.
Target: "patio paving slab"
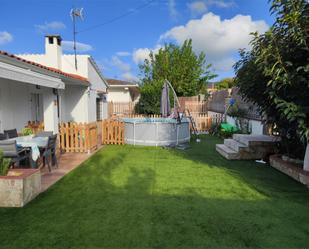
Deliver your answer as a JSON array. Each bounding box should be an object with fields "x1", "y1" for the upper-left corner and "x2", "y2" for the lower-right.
[{"x1": 40, "y1": 152, "x2": 92, "y2": 192}]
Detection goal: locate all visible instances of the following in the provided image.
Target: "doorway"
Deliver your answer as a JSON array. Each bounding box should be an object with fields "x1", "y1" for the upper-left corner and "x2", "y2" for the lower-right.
[{"x1": 30, "y1": 93, "x2": 44, "y2": 122}]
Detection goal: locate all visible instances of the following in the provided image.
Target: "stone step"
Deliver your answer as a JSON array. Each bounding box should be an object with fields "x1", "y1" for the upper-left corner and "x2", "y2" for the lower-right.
[
  {"x1": 216, "y1": 144, "x2": 240, "y2": 160},
  {"x1": 233, "y1": 134, "x2": 281, "y2": 147},
  {"x1": 224, "y1": 138, "x2": 248, "y2": 152}
]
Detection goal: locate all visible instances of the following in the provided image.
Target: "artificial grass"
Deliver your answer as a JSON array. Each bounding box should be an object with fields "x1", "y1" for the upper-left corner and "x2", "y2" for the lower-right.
[{"x1": 0, "y1": 135, "x2": 309, "y2": 249}]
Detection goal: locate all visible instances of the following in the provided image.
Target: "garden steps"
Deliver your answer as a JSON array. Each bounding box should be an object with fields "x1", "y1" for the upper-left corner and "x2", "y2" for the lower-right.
[
  {"x1": 233, "y1": 134, "x2": 281, "y2": 146},
  {"x1": 216, "y1": 134, "x2": 281, "y2": 160},
  {"x1": 224, "y1": 139, "x2": 248, "y2": 152},
  {"x1": 215, "y1": 144, "x2": 240, "y2": 160}
]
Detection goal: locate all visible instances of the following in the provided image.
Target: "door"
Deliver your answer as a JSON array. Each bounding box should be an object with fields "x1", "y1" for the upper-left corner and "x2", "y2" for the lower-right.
[{"x1": 30, "y1": 93, "x2": 43, "y2": 122}]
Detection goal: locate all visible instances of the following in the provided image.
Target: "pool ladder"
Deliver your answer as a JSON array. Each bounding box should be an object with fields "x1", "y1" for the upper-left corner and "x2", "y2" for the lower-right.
[{"x1": 185, "y1": 109, "x2": 199, "y2": 136}]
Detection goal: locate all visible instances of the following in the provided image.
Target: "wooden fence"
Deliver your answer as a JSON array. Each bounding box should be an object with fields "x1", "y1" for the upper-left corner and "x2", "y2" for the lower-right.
[
  {"x1": 59, "y1": 122, "x2": 98, "y2": 153},
  {"x1": 120, "y1": 113, "x2": 222, "y2": 132},
  {"x1": 102, "y1": 119, "x2": 124, "y2": 145},
  {"x1": 190, "y1": 113, "x2": 223, "y2": 132},
  {"x1": 181, "y1": 101, "x2": 208, "y2": 113},
  {"x1": 29, "y1": 113, "x2": 223, "y2": 153},
  {"x1": 26, "y1": 121, "x2": 44, "y2": 134},
  {"x1": 108, "y1": 101, "x2": 135, "y2": 116}
]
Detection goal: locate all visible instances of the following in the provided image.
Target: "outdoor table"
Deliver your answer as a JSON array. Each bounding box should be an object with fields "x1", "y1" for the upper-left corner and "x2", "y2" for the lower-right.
[{"x1": 8, "y1": 135, "x2": 48, "y2": 168}]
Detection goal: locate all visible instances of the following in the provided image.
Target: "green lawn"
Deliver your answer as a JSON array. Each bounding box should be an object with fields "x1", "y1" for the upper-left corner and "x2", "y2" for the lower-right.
[{"x1": 1, "y1": 136, "x2": 309, "y2": 249}]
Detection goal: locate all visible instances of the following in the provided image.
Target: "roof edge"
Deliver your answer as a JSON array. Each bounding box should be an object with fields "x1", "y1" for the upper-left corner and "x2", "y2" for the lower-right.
[{"x1": 0, "y1": 50, "x2": 89, "y2": 83}]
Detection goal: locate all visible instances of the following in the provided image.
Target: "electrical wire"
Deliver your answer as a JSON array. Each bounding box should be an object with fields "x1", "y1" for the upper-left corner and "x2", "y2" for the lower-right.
[{"x1": 77, "y1": 0, "x2": 156, "y2": 34}]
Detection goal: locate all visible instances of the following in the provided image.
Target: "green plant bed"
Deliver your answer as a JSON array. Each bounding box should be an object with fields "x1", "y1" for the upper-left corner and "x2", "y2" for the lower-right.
[
  {"x1": 0, "y1": 150, "x2": 10, "y2": 176},
  {"x1": 0, "y1": 136, "x2": 308, "y2": 248}
]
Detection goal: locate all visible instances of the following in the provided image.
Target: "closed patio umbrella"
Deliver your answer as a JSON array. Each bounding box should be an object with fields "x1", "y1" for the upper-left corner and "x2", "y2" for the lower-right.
[{"x1": 160, "y1": 81, "x2": 171, "y2": 117}]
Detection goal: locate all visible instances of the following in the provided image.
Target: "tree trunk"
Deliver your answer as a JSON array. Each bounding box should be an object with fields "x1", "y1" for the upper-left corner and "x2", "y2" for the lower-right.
[{"x1": 304, "y1": 142, "x2": 309, "y2": 171}]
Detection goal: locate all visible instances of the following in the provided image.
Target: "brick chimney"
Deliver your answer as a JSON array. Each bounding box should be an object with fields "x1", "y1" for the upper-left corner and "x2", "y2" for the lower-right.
[{"x1": 45, "y1": 35, "x2": 62, "y2": 69}]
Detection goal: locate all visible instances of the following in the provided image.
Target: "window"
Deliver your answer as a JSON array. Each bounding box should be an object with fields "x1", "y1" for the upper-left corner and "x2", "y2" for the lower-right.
[{"x1": 57, "y1": 38, "x2": 61, "y2": 46}]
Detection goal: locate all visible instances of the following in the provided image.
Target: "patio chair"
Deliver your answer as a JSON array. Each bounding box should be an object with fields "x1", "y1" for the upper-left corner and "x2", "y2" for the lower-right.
[
  {"x1": 0, "y1": 133, "x2": 6, "y2": 140},
  {"x1": 35, "y1": 131, "x2": 53, "y2": 137},
  {"x1": 42, "y1": 134, "x2": 58, "y2": 172},
  {"x1": 4, "y1": 129, "x2": 18, "y2": 139},
  {"x1": 0, "y1": 140, "x2": 30, "y2": 167}
]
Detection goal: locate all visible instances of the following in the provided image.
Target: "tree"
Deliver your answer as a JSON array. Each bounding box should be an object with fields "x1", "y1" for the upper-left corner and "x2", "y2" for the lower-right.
[
  {"x1": 234, "y1": 0, "x2": 309, "y2": 164},
  {"x1": 215, "y1": 78, "x2": 235, "y2": 90},
  {"x1": 136, "y1": 39, "x2": 216, "y2": 114}
]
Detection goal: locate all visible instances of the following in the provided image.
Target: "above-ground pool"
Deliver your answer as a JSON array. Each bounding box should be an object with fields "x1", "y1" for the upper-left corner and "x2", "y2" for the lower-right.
[{"x1": 122, "y1": 117, "x2": 190, "y2": 146}]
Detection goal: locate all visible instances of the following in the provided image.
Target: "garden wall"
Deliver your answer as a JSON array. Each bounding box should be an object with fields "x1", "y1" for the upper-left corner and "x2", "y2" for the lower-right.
[{"x1": 0, "y1": 169, "x2": 41, "y2": 207}]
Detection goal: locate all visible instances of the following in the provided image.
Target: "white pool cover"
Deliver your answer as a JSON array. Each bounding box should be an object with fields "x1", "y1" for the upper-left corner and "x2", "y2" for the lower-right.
[{"x1": 123, "y1": 118, "x2": 190, "y2": 146}]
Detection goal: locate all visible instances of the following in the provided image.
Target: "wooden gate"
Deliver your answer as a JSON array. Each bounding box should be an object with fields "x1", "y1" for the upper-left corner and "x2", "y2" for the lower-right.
[
  {"x1": 59, "y1": 122, "x2": 98, "y2": 153},
  {"x1": 102, "y1": 119, "x2": 124, "y2": 145}
]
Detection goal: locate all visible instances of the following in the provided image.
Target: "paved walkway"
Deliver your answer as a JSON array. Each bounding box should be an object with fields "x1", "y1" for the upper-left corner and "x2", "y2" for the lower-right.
[{"x1": 40, "y1": 152, "x2": 92, "y2": 192}]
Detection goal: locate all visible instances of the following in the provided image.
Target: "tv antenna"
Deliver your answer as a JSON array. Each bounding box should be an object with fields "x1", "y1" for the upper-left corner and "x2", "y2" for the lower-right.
[{"x1": 70, "y1": 8, "x2": 84, "y2": 70}]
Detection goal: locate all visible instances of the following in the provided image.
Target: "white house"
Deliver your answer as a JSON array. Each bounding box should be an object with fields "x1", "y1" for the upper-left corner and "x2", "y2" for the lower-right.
[
  {"x1": 0, "y1": 35, "x2": 108, "y2": 134},
  {"x1": 106, "y1": 79, "x2": 139, "y2": 103},
  {"x1": 16, "y1": 35, "x2": 109, "y2": 124}
]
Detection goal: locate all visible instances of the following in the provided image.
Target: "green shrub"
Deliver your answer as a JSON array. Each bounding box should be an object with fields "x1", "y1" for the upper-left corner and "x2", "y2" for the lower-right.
[
  {"x1": 0, "y1": 150, "x2": 10, "y2": 176},
  {"x1": 218, "y1": 129, "x2": 235, "y2": 139},
  {"x1": 21, "y1": 127, "x2": 33, "y2": 136},
  {"x1": 209, "y1": 122, "x2": 238, "y2": 139}
]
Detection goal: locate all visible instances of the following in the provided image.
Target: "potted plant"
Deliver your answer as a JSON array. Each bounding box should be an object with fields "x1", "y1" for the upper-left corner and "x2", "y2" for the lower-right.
[{"x1": 21, "y1": 127, "x2": 33, "y2": 136}]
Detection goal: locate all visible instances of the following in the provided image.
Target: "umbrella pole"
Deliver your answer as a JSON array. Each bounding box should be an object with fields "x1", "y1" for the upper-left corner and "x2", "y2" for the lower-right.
[{"x1": 164, "y1": 79, "x2": 180, "y2": 108}]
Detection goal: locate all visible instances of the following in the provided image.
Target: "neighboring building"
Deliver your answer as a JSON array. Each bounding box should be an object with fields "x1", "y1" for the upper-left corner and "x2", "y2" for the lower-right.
[
  {"x1": 106, "y1": 79, "x2": 139, "y2": 103},
  {"x1": 207, "y1": 82, "x2": 216, "y2": 95},
  {"x1": 16, "y1": 35, "x2": 109, "y2": 123}
]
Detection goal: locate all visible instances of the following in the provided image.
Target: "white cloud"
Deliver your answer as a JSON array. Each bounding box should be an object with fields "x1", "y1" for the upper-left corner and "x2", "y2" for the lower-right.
[
  {"x1": 104, "y1": 55, "x2": 137, "y2": 82},
  {"x1": 122, "y1": 72, "x2": 138, "y2": 82},
  {"x1": 188, "y1": 1, "x2": 235, "y2": 16},
  {"x1": 168, "y1": 0, "x2": 179, "y2": 20},
  {"x1": 132, "y1": 45, "x2": 161, "y2": 64},
  {"x1": 188, "y1": 1, "x2": 207, "y2": 15},
  {"x1": 0, "y1": 31, "x2": 13, "y2": 45},
  {"x1": 35, "y1": 21, "x2": 66, "y2": 32},
  {"x1": 62, "y1": 41, "x2": 93, "y2": 52},
  {"x1": 111, "y1": 56, "x2": 131, "y2": 72},
  {"x1": 160, "y1": 12, "x2": 268, "y2": 71},
  {"x1": 116, "y1": 51, "x2": 131, "y2": 57},
  {"x1": 208, "y1": 0, "x2": 235, "y2": 8},
  {"x1": 212, "y1": 57, "x2": 236, "y2": 72}
]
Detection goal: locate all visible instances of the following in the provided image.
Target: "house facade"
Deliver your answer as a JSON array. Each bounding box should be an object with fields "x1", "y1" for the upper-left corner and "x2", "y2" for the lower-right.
[
  {"x1": 16, "y1": 35, "x2": 109, "y2": 123},
  {"x1": 0, "y1": 35, "x2": 108, "y2": 134},
  {"x1": 106, "y1": 79, "x2": 139, "y2": 103}
]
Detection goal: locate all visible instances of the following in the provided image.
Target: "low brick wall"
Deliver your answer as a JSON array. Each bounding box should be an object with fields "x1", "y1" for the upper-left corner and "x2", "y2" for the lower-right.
[
  {"x1": 269, "y1": 155, "x2": 309, "y2": 188},
  {"x1": 0, "y1": 169, "x2": 41, "y2": 207}
]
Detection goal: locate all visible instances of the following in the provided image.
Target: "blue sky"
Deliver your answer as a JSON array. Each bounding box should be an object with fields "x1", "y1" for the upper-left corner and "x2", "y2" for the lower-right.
[{"x1": 0, "y1": 0, "x2": 274, "y2": 81}]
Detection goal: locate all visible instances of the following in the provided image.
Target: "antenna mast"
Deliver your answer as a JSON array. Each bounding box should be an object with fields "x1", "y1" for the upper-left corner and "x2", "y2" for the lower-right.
[{"x1": 70, "y1": 8, "x2": 84, "y2": 70}]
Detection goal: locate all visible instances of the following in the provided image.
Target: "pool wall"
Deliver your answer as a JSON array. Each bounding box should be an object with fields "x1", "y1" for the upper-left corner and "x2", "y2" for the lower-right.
[{"x1": 124, "y1": 119, "x2": 190, "y2": 146}]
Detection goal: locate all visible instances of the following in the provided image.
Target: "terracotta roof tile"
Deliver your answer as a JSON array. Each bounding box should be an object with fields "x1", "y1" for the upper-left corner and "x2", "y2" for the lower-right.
[
  {"x1": 106, "y1": 78, "x2": 138, "y2": 86},
  {"x1": 0, "y1": 50, "x2": 89, "y2": 82}
]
